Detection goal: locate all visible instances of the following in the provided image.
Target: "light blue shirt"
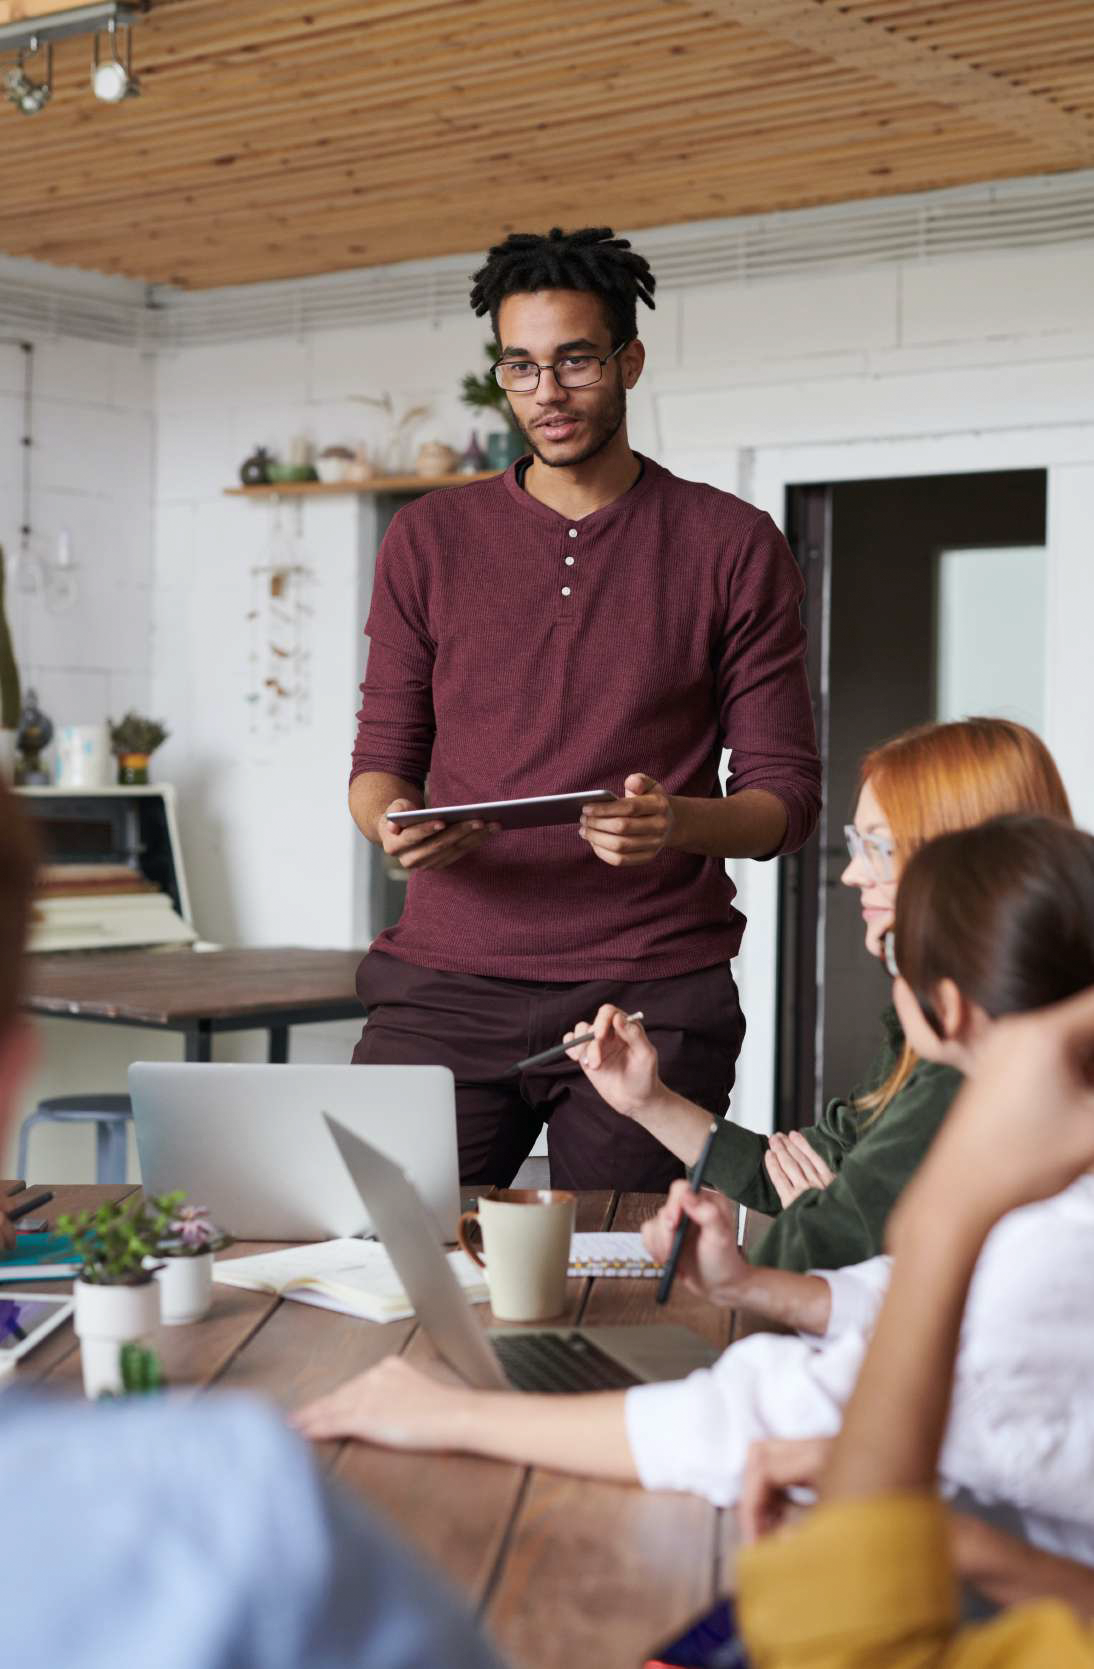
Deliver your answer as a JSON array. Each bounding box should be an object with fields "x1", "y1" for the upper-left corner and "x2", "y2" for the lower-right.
[{"x1": 0, "y1": 1391, "x2": 507, "y2": 1669}]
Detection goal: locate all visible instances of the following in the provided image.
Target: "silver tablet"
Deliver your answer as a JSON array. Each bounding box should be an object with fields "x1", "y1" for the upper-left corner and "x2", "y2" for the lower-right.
[{"x1": 386, "y1": 789, "x2": 615, "y2": 832}]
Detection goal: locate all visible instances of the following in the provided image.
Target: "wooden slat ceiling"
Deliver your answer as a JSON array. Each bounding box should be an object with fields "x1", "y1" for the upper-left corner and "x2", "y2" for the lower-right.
[{"x1": 0, "y1": 0, "x2": 1092, "y2": 289}]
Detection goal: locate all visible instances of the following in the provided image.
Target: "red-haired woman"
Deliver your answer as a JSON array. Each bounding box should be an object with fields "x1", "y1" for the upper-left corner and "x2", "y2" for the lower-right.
[{"x1": 564, "y1": 717, "x2": 1072, "y2": 1270}]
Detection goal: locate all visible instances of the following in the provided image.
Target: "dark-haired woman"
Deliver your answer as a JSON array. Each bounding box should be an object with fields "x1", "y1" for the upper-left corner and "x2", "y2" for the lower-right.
[
  {"x1": 347, "y1": 225, "x2": 822, "y2": 1193},
  {"x1": 295, "y1": 815, "x2": 1094, "y2": 1577}
]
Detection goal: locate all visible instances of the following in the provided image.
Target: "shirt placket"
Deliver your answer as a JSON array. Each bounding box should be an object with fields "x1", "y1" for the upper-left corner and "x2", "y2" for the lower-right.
[{"x1": 556, "y1": 521, "x2": 580, "y2": 620}]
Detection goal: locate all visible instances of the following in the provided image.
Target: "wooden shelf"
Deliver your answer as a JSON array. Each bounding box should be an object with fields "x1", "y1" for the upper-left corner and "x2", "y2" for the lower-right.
[{"x1": 224, "y1": 471, "x2": 500, "y2": 498}]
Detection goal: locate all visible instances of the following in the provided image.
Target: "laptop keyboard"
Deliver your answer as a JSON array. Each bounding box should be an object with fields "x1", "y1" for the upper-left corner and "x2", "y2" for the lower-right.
[{"x1": 491, "y1": 1330, "x2": 641, "y2": 1393}]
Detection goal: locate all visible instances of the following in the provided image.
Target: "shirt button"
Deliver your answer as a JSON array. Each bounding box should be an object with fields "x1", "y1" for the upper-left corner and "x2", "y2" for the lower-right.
[
  {"x1": 561, "y1": 586, "x2": 572, "y2": 597},
  {"x1": 565, "y1": 555, "x2": 575, "y2": 566},
  {"x1": 568, "y1": 528, "x2": 578, "y2": 539}
]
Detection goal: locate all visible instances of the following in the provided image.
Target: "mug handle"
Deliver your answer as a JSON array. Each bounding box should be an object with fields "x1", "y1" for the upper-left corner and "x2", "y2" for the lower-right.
[{"x1": 457, "y1": 1210, "x2": 486, "y2": 1269}]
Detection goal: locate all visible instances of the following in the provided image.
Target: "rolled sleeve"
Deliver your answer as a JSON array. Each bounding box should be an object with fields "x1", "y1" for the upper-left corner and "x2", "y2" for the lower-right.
[
  {"x1": 717, "y1": 513, "x2": 821, "y2": 858},
  {"x1": 813, "y1": 1258, "x2": 892, "y2": 1340},
  {"x1": 623, "y1": 1331, "x2": 848, "y2": 1507}
]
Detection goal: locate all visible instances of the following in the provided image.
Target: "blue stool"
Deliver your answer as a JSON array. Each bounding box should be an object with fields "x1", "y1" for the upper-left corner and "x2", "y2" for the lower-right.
[{"x1": 17, "y1": 1094, "x2": 133, "y2": 1186}]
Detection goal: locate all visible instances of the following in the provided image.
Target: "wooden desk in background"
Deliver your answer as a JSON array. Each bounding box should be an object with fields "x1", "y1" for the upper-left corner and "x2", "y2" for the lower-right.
[
  {"x1": 23, "y1": 946, "x2": 366, "y2": 1062},
  {"x1": 11, "y1": 1184, "x2": 756, "y2": 1669}
]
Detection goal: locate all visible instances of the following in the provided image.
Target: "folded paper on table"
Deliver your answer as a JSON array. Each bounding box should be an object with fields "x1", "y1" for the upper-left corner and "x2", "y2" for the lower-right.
[
  {"x1": 0, "y1": 1234, "x2": 80, "y2": 1281},
  {"x1": 567, "y1": 1231, "x2": 663, "y2": 1277},
  {"x1": 213, "y1": 1237, "x2": 489, "y2": 1322}
]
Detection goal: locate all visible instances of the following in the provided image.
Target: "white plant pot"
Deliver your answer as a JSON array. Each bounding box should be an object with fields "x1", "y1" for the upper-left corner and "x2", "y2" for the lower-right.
[
  {"x1": 73, "y1": 1277, "x2": 159, "y2": 1399},
  {"x1": 0, "y1": 730, "x2": 15, "y2": 783},
  {"x1": 316, "y1": 456, "x2": 349, "y2": 484},
  {"x1": 156, "y1": 1251, "x2": 214, "y2": 1325}
]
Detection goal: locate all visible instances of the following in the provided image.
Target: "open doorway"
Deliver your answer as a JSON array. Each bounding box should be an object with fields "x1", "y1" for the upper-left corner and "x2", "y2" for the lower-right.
[{"x1": 777, "y1": 468, "x2": 1047, "y2": 1127}]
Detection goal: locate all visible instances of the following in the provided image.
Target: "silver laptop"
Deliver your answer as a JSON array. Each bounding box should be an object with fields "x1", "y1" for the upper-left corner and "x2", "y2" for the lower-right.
[
  {"x1": 324, "y1": 1115, "x2": 717, "y2": 1395},
  {"x1": 130, "y1": 1064, "x2": 460, "y2": 1241}
]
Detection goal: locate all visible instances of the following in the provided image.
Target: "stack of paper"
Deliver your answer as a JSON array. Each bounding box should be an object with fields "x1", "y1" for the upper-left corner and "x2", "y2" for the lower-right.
[{"x1": 214, "y1": 1238, "x2": 489, "y2": 1323}]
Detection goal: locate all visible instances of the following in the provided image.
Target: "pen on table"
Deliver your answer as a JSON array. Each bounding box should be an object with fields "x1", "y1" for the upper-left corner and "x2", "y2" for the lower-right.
[
  {"x1": 656, "y1": 1121, "x2": 720, "y2": 1307},
  {"x1": 7, "y1": 1189, "x2": 54, "y2": 1223},
  {"x1": 5, "y1": 1181, "x2": 25, "y2": 1197},
  {"x1": 509, "y1": 1011, "x2": 645, "y2": 1075}
]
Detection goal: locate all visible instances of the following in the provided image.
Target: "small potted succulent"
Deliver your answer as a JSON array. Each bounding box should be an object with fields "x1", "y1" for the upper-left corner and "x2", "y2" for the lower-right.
[
  {"x1": 149, "y1": 1193, "x2": 231, "y2": 1325},
  {"x1": 108, "y1": 710, "x2": 169, "y2": 785},
  {"x1": 58, "y1": 1195, "x2": 166, "y2": 1398}
]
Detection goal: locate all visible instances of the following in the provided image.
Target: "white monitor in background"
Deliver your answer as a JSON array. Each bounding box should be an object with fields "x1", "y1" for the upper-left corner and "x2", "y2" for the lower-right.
[{"x1": 130, "y1": 1063, "x2": 460, "y2": 1242}]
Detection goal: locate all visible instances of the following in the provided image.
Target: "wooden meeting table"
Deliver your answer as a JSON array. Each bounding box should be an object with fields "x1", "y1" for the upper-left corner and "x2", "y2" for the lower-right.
[
  {"x1": 8, "y1": 1181, "x2": 752, "y2": 1669},
  {"x1": 23, "y1": 946, "x2": 366, "y2": 1062}
]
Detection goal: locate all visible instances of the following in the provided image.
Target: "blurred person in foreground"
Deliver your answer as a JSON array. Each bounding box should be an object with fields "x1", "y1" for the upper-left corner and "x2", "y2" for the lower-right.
[
  {"x1": 0, "y1": 781, "x2": 506, "y2": 1669},
  {"x1": 736, "y1": 960, "x2": 1094, "y2": 1662}
]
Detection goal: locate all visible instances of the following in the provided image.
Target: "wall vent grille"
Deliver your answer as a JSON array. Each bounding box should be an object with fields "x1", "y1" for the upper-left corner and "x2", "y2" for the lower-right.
[{"x1": 2, "y1": 169, "x2": 1093, "y2": 350}]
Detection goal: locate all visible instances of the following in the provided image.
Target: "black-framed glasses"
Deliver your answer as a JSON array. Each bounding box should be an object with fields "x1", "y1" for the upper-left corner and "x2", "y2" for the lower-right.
[{"x1": 492, "y1": 339, "x2": 632, "y2": 393}]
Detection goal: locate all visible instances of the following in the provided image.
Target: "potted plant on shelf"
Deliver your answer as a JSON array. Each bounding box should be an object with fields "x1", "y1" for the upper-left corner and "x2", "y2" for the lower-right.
[
  {"x1": 460, "y1": 341, "x2": 526, "y2": 471},
  {"x1": 0, "y1": 546, "x2": 20, "y2": 782},
  {"x1": 149, "y1": 1193, "x2": 231, "y2": 1325},
  {"x1": 57, "y1": 1196, "x2": 165, "y2": 1398},
  {"x1": 108, "y1": 710, "x2": 169, "y2": 785}
]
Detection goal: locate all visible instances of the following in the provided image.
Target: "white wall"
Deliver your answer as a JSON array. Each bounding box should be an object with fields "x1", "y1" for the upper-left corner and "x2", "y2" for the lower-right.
[
  {"x1": 6, "y1": 227, "x2": 1094, "y2": 1175},
  {"x1": 0, "y1": 336, "x2": 157, "y2": 733}
]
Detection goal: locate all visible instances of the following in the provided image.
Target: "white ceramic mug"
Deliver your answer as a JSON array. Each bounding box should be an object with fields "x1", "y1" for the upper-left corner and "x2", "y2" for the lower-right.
[
  {"x1": 55, "y1": 723, "x2": 112, "y2": 788},
  {"x1": 458, "y1": 1189, "x2": 576, "y2": 1321}
]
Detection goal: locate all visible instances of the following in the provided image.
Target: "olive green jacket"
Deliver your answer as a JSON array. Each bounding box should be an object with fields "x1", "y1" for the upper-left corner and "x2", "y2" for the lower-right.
[{"x1": 705, "y1": 1008, "x2": 961, "y2": 1272}]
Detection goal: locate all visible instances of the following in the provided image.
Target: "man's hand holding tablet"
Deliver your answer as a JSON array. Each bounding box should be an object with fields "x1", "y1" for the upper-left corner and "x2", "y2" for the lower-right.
[
  {"x1": 578, "y1": 773, "x2": 677, "y2": 867},
  {"x1": 382, "y1": 789, "x2": 617, "y2": 872},
  {"x1": 380, "y1": 799, "x2": 500, "y2": 873}
]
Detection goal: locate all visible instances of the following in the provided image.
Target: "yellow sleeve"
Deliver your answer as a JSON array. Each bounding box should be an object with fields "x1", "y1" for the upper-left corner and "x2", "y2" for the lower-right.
[{"x1": 737, "y1": 1492, "x2": 1094, "y2": 1669}]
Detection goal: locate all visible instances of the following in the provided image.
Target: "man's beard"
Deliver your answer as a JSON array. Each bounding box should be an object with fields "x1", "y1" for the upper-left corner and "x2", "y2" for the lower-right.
[{"x1": 512, "y1": 382, "x2": 627, "y2": 469}]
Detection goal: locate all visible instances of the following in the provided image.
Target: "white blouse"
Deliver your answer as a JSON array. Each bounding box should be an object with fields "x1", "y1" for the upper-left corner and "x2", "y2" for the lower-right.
[{"x1": 623, "y1": 1175, "x2": 1094, "y2": 1561}]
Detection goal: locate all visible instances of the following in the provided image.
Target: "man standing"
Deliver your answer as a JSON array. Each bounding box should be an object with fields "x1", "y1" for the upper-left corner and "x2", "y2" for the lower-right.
[{"x1": 349, "y1": 226, "x2": 820, "y2": 1191}]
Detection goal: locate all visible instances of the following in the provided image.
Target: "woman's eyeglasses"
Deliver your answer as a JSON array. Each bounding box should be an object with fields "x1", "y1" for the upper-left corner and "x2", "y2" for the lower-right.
[{"x1": 844, "y1": 824, "x2": 895, "y2": 882}]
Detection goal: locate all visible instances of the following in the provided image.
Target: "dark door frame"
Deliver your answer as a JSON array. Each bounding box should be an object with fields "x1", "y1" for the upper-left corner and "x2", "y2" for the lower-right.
[{"x1": 775, "y1": 483, "x2": 831, "y2": 1132}]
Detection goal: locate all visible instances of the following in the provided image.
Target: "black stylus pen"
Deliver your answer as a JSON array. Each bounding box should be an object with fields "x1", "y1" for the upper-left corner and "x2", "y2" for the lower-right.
[
  {"x1": 7, "y1": 1189, "x2": 54, "y2": 1223},
  {"x1": 656, "y1": 1121, "x2": 720, "y2": 1306},
  {"x1": 509, "y1": 1011, "x2": 645, "y2": 1075}
]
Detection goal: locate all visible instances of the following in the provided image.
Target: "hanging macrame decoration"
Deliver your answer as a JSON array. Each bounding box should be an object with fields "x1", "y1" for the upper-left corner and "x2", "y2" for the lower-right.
[{"x1": 245, "y1": 499, "x2": 315, "y2": 734}]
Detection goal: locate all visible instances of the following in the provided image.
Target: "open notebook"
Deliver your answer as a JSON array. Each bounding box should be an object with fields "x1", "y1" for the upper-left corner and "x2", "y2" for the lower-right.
[
  {"x1": 214, "y1": 1238, "x2": 489, "y2": 1323},
  {"x1": 567, "y1": 1232, "x2": 663, "y2": 1278}
]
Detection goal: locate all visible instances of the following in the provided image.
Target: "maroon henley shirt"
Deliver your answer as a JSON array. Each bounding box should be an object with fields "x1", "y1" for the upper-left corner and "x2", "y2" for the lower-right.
[{"x1": 350, "y1": 456, "x2": 820, "y2": 981}]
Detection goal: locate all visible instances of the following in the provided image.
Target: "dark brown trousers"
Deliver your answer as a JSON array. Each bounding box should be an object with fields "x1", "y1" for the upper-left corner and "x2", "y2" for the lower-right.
[{"x1": 352, "y1": 950, "x2": 745, "y2": 1191}]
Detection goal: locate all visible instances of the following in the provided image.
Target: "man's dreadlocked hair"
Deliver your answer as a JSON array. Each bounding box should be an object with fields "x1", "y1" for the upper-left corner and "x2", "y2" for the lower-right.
[{"x1": 469, "y1": 227, "x2": 656, "y2": 345}]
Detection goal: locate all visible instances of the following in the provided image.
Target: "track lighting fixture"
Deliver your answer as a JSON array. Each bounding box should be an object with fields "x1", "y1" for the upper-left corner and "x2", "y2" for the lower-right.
[
  {"x1": 91, "y1": 16, "x2": 139, "y2": 103},
  {"x1": 0, "y1": 3, "x2": 143, "y2": 117},
  {"x1": 4, "y1": 39, "x2": 51, "y2": 115}
]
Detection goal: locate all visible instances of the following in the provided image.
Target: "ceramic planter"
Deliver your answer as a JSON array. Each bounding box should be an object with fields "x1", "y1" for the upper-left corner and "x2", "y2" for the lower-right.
[
  {"x1": 73, "y1": 1277, "x2": 159, "y2": 1399},
  {"x1": 156, "y1": 1250, "x2": 214, "y2": 1325},
  {"x1": 117, "y1": 751, "x2": 149, "y2": 785}
]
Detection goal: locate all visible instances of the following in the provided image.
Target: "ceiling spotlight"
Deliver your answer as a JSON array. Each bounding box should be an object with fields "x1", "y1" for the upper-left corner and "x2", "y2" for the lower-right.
[
  {"x1": 4, "y1": 40, "x2": 51, "y2": 115},
  {"x1": 91, "y1": 17, "x2": 138, "y2": 103}
]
